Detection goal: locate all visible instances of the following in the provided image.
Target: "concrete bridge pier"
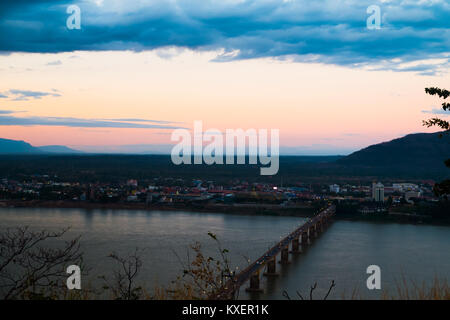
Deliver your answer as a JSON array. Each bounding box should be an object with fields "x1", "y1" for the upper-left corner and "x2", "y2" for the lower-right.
[
  {"x1": 278, "y1": 246, "x2": 290, "y2": 264},
  {"x1": 324, "y1": 217, "x2": 331, "y2": 229},
  {"x1": 290, "y1": 237, "x2": 301, "y2": 254},
  {"x1": 246, "y1": 271, "x2": 263, "y2": 293},
  {"x1": 316, "y1": 222, "x2": 321, "y2": 235},
  {"x1": 301, "y1": 232, "x2": 308, "y2": 248},
  {"x1": 309, "y1": 225, "x2": 316, "y2": 238},
  {"x1": 263, "y1": 257, "x2": 278, "y2": 276}
]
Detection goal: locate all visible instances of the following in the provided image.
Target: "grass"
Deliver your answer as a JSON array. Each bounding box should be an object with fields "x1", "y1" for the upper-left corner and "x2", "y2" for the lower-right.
[{"x1": 381, "y1": 276, "x2": 449, "y2": 300}]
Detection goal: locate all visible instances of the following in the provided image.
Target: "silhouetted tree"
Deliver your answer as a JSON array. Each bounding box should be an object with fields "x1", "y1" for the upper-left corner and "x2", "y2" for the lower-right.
[
  {"x1": 170, "y1": 232, "x2": 234, "y2": 300},
  {"x1": 100, "y1": 248, "x2": 144, "y2": 300},
  {"x1": 0, "y1": 227, "x2": 83, "y2": 300},
  {"x1": 423, "y1": 87, "x2": 450, "y2": 196}
]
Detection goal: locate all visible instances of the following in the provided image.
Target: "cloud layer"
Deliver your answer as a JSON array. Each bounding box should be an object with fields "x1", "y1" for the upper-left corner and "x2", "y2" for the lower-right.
[
  {"x1": 0, "y1": 110, "x2": 183, "y2": 129},
  {"x1": 0, "y1": 0, "x2": 449, "y2": 73}
]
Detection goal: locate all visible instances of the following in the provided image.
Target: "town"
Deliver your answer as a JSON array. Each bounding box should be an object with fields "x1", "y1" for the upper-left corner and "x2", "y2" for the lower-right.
[{"x1": 0, "y1": 174, "x2": 446, "y2": 223}]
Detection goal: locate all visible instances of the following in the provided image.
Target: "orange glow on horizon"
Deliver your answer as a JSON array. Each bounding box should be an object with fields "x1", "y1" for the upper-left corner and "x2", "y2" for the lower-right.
[{"x1": 0, "y1": 50, "x2": 448, "y2": 153}]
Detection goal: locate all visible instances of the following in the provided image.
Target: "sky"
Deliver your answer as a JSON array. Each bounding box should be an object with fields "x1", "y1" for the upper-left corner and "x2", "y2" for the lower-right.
[{"x1": 0, "y1": 0, "x2": 449, "y2": 155}]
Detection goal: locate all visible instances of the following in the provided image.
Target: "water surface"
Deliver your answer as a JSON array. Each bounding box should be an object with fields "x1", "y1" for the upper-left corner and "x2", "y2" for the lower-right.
[{"x1": 0, "y1": 208, "x2": 448, "y2": 299}]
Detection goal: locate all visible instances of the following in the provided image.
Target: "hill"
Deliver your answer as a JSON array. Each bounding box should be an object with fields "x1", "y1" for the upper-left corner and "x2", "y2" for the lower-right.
[
  {"x1": 338, "y1": 132, "x2": 449, "y2": 167},
  {"x1": 0, "y1": 133, "x2": 448, "y2": 182},
  {"x1": 0, "y1": 138, "x2": 40, "y2": 154},
  {"x1": 0, "y1": 138, "x2": 81, "y2": 154}
]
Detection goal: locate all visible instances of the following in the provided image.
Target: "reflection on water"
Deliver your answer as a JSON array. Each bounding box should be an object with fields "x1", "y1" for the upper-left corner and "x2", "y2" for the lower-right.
[{"x1": 0, "y1": 208, "x2": 449, "y2": 299}]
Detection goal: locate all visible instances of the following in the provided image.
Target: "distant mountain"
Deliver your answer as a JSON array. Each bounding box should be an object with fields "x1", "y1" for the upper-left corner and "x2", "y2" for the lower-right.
[
  {"x1": 37, "y1": 145, "x2": 82, "y2": 154},
  {"x1": 0, "y1": 138, "x2": 81, "y2": 154},
  {"x1": 0, "y1": 138, "x2": 40, "y2": 154},
  {"x1": 0, "y1": 133, "x2": 448, "y2": 181},
  {"x1": 338, "y1": 132, "x2": 450, "y2": 168}
]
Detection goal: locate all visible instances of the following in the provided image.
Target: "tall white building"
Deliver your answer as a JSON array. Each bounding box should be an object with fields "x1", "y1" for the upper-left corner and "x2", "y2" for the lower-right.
[{"x1": 372, "y1": 182, "x2": 384, "y2": 202}]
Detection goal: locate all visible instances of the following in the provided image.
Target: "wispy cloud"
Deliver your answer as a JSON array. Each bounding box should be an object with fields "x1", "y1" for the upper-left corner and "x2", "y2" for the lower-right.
[
  {"x1": 422, "y1": 107, "x2": 450, "y2": 116},
  {"x1": 342, "y1": 133, "x2": 362, "y2": 137},
  {"x1": 0, "y1": 0, "x2": 448, "y2": 73},
  {"x1": 46, "y1": 60, "x2": 62, "y2": 66},
  {"x1": 0, "y1": 109, "x2": 21, "y2": 114},
  {"x1": 0, "y1": 89, "x2": 62, "y2": 101},
  {"x1": 0, "y1": 114, "x2": 184, "y2": 129},
  {"x1": 101, "y1": 118, "x2": 183, "y2": 124}
]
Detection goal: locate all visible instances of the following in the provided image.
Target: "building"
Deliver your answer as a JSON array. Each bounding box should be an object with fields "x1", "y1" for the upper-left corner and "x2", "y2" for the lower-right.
[
  {"x1": 405, "y1": 191, "x2": 421, "y2": 203},
  {"x1": 329, "y1": 184, "x2": 340, "y2": 193},
  {"x1": 372, "y1": 182, "x2": 384, "y2": 202},
  {"x1": 127, "y1": 179, "x2": 138, "y2": 187},
  {"x1": 392, "y1": 183, "x2": 419, "y2": 192},
  {"x1": 126, "y1": 195, "x2": 138, "y2": 202}
]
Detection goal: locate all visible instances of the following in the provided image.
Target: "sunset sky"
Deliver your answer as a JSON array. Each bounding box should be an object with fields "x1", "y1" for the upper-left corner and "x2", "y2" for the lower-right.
[{"x1": 0, "y1": 0, "x2": 449, "y2": 154}]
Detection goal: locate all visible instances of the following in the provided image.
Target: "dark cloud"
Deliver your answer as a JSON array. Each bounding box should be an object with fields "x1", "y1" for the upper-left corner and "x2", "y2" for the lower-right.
[
  {"x1": 0, "y1": 114, "x2": 184, "y2": 129},
  {"x1": 0, "y1": 0, "x2": 448, "y2": 73}
]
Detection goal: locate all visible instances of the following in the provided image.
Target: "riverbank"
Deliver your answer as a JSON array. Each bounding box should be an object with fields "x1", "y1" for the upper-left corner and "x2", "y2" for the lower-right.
[
  {"x1": 0, "y1": 200, "x2": 316, "y2": 217},
  {"x1": 1, "y1": 199, "x2": 449, "y2": 226}
]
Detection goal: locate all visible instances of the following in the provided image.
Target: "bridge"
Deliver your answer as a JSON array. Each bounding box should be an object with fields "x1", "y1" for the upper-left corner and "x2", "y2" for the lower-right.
[{"x1": 210, "y1": 205, "x2": 335, "y2": 300}]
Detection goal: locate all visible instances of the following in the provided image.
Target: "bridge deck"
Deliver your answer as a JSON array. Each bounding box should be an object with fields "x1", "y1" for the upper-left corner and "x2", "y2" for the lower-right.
[{"x1": 211, "y1": 205, "x2": 335, "y2": 299}]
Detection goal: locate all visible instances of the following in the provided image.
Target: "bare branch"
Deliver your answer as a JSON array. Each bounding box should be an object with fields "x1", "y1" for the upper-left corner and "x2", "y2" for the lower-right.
[
  {"x1": 323, "y1": 280, "x2": 336, "y2": 300},
  {"x1": 309, "y1": 282, "x2": 317, "y2": 300},
  {"x1": 0, "y1": 227, "x2": 83, "y2": 300}
]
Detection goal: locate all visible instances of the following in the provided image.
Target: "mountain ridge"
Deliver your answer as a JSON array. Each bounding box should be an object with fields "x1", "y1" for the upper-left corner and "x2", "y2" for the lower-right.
[
  {"x1": 0, "y1": 138, "x2": 81, "y2": 154},
  {"x1": 0, "y1": 132, "x2": 448, "y2": 167},
  {"x1": 337, "y1": 132, "x2": 449, "y2": 167}
]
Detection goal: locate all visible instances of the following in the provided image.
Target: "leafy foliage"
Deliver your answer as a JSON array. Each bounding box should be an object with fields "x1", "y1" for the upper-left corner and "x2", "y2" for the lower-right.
[
  {"x1": 423, "y1": 87, "x2": 450, "y2": 196},
  {"x1": 168, "y1": 232, "x2": 234, "y2": 300}
]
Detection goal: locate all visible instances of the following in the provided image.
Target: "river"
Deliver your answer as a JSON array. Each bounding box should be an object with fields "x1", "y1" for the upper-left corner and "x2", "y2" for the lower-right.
[{"x1": 0, "y1": 207, "x2": 449, "y2": 299}]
